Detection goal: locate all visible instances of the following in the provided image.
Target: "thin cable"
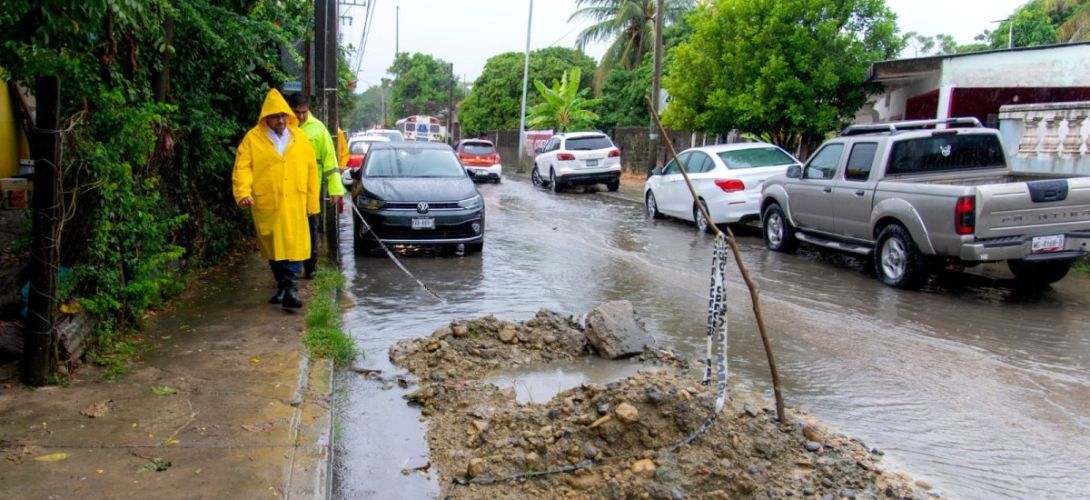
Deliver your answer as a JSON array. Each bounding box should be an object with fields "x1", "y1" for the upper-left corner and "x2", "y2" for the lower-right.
[{"x1": 348, "y1": 200, "x2": 444, "y2": 301}]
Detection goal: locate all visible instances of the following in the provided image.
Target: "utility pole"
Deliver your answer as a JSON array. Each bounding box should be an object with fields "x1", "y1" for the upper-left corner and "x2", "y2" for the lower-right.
[
  {"x1": 396, "y1": 6, "x2": 400, "y2": 56},
  {"x1": 314, "y1": 0, "x2": 339, "y2": 261},
  {"x1": 517, "y1": 0, "x2": 534, "y2": 170},
  {"x1": 447, "y1": 63, "x2": 455, "y2": 144},
  {"x1": 648, "y1": 0, "x2": 665, "y2": 177},
  {"x1": 23, "y1": 76, "x2": 60, "y2": 386}
]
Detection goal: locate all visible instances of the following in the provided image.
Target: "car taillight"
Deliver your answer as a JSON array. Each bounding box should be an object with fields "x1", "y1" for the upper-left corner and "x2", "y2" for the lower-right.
[
  {"x1": 495, "y1": 154, "x2": 502, "y2": 163},
  {"x1": 608, "y1": 148, "x2": 620, "y2": 158},
  {"x1": 955, "y1": 195, "x2": 975, "y2": 235},
  {"x1": 557, "y1": 153, "x2": 575, "y2": 161},
  {"x1": 458, "y1": 152, "x2": 470, "y2": 159},
  {"x1": 348, "y1": 157, "x2": 363, "y2": 168},
  {"x1": 715, "y1": 179, "x2": 745, "y2": 192}
]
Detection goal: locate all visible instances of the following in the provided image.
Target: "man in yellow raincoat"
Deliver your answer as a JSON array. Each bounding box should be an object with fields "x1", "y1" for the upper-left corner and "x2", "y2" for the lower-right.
[
  {"x1": 233, "y1": 89, "x2": 319, "y2": 309},
  {"x1": 288, "y1": 93, "x2": 344, "y2": 280},
  {"x1": 336, "y1": 127, "x2": 350, "y2": 169}
]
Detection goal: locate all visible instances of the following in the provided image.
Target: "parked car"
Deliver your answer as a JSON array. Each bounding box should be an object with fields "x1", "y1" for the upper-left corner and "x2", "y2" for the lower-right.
[
  {"x1": 644, "y1": 142, "x2": 801, "y2": 232},
  {"x1": 346, "y1": 134, "x2": 390, "y2": 169},
  {"x1": 532, "y1": 131, "x2": 621, "y2": 193},
  {"x1": 455, "y1": 139, "x2": 503, "y2": 183},
  {"x1": 365, "y1": 128, "x2": 405, "y2": 143},
  {"x1": 345, "y1": 142, "x2": 484, "y2": 255},
  {"x1": 760, "y1": 117, "x2": 1090, "y2": 289}
]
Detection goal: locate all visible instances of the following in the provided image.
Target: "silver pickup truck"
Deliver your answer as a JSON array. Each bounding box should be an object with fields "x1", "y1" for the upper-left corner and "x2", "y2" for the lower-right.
[{"x1": 760, "y1": 118, "x2": 1090, "y2": 289}]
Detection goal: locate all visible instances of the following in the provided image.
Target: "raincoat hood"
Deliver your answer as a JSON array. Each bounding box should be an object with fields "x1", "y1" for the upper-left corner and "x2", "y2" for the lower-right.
[{"x1": 257, "y1": 89, "x2": 299, "y2": 128}]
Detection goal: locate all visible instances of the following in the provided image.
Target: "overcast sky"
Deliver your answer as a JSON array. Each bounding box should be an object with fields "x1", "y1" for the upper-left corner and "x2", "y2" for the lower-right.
[{"x1": 339, "y1": 0, "x2": 1028, "y2": 89}]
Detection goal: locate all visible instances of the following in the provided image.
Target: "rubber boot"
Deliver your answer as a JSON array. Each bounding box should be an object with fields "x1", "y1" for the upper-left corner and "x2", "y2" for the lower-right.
[
  {"x1": 269, "y1": 286, "x2": 286, "y2": 304},
  {"x1": 281, "y1": 277, "x2": 303, "y2": 309}
]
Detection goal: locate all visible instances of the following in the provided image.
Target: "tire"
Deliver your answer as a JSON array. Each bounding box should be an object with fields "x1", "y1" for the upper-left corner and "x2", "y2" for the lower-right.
[
  {"x1": 531, "y1": 167, "x2": 544, "y2": 188},
  {"x1": 550, "y1": 169, "x2": 564, "y2": 193},
  {"x1": 464, "y1": 241, "x2": 484, "y2": 253},
  {"x1": 874, "y1": 224, "x2": 927, "y2": 290},
  {"x1": 353, "y1": 226, "x2": 380, "y2": 256},
  {"x1": 606, "y1": 179, "x2": 620, "y2": 192},
  {"x1": 693, "y1": 200, "x2": 714, "y2": 234},
  {"x1": 1007, "y1": 258, "x2": 1072, "y2": 288},
  {"x1": 762, "y1": 203, "x2": 798, "y2": 253},
  {"x1": 645, "y1": 191, "x2": 664, "y2": 219},
  {"x1": 494, "y1": 176, "x2": 502, "y2": 184}
]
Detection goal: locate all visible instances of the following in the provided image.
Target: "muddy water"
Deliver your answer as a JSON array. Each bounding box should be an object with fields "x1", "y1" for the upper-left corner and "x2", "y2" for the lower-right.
[{"x1": 333, "y1": 179, "x2": 1090, "y2": 499}]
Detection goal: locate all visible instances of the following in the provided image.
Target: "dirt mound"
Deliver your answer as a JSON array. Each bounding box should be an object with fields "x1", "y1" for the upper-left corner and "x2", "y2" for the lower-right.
[{"x1": 391, "y1": 310, "x2": 935, "y2": 499}]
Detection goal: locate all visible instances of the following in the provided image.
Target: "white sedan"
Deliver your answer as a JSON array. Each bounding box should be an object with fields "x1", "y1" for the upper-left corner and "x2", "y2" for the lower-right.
[{"x1": 644, "y1": 143, "x2": 801, "y2": 232}]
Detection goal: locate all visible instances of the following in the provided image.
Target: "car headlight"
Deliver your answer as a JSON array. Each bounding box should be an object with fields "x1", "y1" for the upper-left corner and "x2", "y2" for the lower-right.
[
  {"x1": 458, "y1": 195, "x2": 483, "y2": 210},
  {"x1": 356, "y1": 195, "x2": 385, "y2": 210}
]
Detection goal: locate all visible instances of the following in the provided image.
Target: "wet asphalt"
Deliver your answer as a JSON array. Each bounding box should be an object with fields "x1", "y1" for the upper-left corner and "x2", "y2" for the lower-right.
[{"x1": 331, "y1": 176, "x2": 1090, "y2": 499}]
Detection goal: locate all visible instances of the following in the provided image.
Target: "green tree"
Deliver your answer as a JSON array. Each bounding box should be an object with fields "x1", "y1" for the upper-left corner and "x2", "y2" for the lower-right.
[
  {"x1": 458, "y1": 47, "x2": 596, "y2": 135},
  {"x1": 1043, "y1": 0, "x2": 1090, "y2": 41},
  {"x1": 344, "y1": 83, "x2": 390, "y2": 131},
  {"x1": 387, "y1": 52, "x2": 463, "y2": 118},
  {"x1": 989, "y1": 2, "x2": 1058, "y2": 48},
  {"x1": 662, "y1": 0, "x2": 902, "y2": 150},
  {"x1": 570, "y1": 0, "x2": 695, "y2": 86},
  {"x1": 527, "y1": 68, "x2": 600, "y2": 132}
]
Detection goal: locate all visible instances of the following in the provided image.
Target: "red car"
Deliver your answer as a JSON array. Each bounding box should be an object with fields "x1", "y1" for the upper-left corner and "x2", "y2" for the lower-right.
[
  {"x1": 455, "y1": 139, "x2": 503, "y2": 183},
  {"x1": 346, "y1": 135, "x2": 391, "y2": 169}
]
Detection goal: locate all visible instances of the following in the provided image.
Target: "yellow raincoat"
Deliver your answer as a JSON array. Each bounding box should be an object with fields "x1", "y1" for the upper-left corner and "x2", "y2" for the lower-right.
[
  {"x1": 336, "y1": 127, "x2": 349, "y2": 169},
  {"x1": 232, "y1": 89, "x2": 319, "y2": 261}
]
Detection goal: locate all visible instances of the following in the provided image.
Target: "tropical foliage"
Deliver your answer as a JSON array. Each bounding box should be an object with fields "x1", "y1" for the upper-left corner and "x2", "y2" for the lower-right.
[
  {"x1": 386, "y1": 52, "x2": 463, "y2": 118},
  {"x1": 663, "y1": 0, "x2": 902, "y2": 151},
  {"x1": 527, "y1": 68, "x2": 600, "y2": 132},
  {"x1": 0, "y1": 0, "x2": 316, "y2": 372},
  {"x1": 458, "y1": 47, "x2": 595, "y2": 135},
  {"x1": 570, "y1": 0, "x2": 694, "y2": 87}
]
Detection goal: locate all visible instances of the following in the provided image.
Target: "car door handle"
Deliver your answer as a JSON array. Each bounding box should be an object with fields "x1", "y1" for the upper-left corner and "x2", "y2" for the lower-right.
[
  {"x1": 823, "y1": 187, "x2": 832, "y2": 193},
  {"x1": 854, "y1": 190, "x2": 865, "y2": 197}
]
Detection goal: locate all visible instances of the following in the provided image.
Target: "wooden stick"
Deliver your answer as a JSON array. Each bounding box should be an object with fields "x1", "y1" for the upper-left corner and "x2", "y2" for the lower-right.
[{"x1": 646, "y1": 98, "x2": 786, "y2": 423}]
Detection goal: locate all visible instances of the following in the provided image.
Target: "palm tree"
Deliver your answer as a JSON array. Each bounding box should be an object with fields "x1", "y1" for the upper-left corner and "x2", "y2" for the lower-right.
[
  {"x1": 527, "y1": 68, "x2": 600, "y2": 132},
  {"x1": 569, "y1": 0, "x2": 695, "y2": 87},
  {"x1": 1041, "y1": 0, "x2": 1090, "y2": 42}
]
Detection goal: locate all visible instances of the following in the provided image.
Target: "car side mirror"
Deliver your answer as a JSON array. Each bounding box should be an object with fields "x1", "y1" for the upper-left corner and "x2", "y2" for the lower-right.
[
  {"x1": 534, "y1": 147, "x2": 544, "y2": 154},
  {"x1": 786, "y1": 165, "x2": 802, "y2": 179}
]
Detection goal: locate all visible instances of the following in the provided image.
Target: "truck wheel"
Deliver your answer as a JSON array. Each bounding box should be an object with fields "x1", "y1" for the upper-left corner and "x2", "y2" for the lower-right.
[
  {"x1": 762, "y1": 203, "x2": 798, "y2": 253},
  {"x1": 1007, "y1": 259, "x2": 1072, "y2": 288},
  {"x1": 874, "y1": 224, "x2": 927, "y2": 290},
  {"x1": 606, "y1": 179, "x2": 620, "y2": 192}
]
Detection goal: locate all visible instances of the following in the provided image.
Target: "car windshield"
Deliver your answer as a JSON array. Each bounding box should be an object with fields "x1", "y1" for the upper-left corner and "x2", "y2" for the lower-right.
[
  {"x1": 349, "y1": 141, "x2": 371, "y2": 155},
  {"x1": 365, "y1": 148, "x2": 466, "y2": 178},
  {"x1": 716, "y1": 147, "x2": 797, "y2": 169},
  {"x1": 565, "y1": 136, "x2": 613, "y2": 151},
  {"x1": 888, "y1": 134, "x2": 1006, "y2": 175},
  {"x1": 368, "y1": 131, "x2": 404, "y2": 142},
  {"x1": 461, "y1": 143, "x2": 495, "y2": 155}
]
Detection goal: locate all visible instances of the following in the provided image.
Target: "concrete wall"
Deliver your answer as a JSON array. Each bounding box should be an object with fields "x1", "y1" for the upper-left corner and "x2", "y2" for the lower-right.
[
  {"x1": 942, "y1": 44, "x2": 1090, "y2": 88},
  {"x1": 871, "y1": 74, "x2": 941, "y2": 122}
]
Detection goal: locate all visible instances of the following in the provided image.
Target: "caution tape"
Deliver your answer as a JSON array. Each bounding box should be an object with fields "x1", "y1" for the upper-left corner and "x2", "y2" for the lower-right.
[
  {"x1": 348, "y1": 201, "x2": 445, "y2": 302},
  {"x1": 703, "y1": 233, "x2": 730, "y2": 413}
]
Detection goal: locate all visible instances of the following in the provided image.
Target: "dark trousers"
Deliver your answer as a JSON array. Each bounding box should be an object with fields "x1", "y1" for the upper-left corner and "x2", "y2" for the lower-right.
[
  {"x1": 268, "y1": 260, "x2": 302, "y2": 290},
  {"x1": 304, "y1": 214, "x2": 319, "y2": 275}
]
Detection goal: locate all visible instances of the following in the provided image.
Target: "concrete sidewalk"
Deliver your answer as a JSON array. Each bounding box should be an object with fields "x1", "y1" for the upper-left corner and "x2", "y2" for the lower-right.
[{"x1": 0, "y1": 252, "x2": 332, "y2": 499}]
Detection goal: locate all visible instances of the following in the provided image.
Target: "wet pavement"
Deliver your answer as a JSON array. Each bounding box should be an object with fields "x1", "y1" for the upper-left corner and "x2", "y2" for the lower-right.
[{"x1": 332, "y1": 177, "x2": 1090, "y2": 499}]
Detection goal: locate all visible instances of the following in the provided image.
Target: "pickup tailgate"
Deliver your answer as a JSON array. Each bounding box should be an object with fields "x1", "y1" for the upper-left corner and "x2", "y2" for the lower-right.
[{"x1": 974, "y1": 177, "x2": 1090, "y2": 239}]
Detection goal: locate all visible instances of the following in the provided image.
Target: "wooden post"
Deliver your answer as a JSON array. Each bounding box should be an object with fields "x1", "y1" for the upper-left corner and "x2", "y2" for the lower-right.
[{"x1": 23, "y1": 76, "x2": 61, "y2": 386}]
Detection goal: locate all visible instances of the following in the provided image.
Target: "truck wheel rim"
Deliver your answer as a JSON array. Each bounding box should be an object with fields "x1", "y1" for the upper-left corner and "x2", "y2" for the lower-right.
[
  {"x1": 646, "y1": 194, "x2": 657, "y2": 218},
  {"x1": 767, "y1": 213, "x2": 783, "y2": 247},
  {"x1": 881, "y1": 238, "x2": 906, "y2": 280}
]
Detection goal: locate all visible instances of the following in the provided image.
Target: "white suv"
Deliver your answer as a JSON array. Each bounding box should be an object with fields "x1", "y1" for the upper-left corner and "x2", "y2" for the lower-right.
[{"x1": 532, "y1": 131, "x2": 622, "y2": 193}]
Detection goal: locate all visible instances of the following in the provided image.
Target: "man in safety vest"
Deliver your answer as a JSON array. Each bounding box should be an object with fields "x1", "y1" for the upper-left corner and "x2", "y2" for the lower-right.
[
  {"x1": 288, "y1": 93, "x2": 344, "y2": 279},
  {"x1": 232, "y1": 89, "x2": 319, "y2": 309}
]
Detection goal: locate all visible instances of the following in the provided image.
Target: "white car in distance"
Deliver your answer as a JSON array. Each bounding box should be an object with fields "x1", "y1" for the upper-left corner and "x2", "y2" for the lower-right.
[{"x1": 644, "y1": 143, "x2": 801, "y2": 232}]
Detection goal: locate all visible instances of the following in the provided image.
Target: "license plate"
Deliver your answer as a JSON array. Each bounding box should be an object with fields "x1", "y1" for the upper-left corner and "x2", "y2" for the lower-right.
[
  {"x1": 585, "y1": 159, "x2": 598, "y2": 167},
  {"x1": 411, "y1": 217, "x2": 435, "y2": 230},
  {"x1": 1031, "y1": 234, "x2": 1064, "y2": 253}
]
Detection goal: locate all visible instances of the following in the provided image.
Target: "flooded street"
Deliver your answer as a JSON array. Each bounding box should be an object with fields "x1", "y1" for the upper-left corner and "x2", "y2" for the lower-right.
[{"x1": 333, "y1": 178, "x2": 1090, "y2": 499}]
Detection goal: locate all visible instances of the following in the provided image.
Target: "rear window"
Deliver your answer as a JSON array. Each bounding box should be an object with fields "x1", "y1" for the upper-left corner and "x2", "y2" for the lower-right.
[
  {"x1": 461, "y1": 142, "x2": 495, "y2": 155},
  {"x1": 716, "y1": 147, "x2": 797, "y2": 169},
  {"x1": 349, "y1": 141, "x2": 371, "y2": 155},
  {"x1": 565, "y1": 135, "x2": 613, "y2": 151},
  {"x1": 365, "y1": 148, "x2": 465, "y2": 178},
  {"x1": 888, "y1": 134, "x2": 1006, "y2": 175}
]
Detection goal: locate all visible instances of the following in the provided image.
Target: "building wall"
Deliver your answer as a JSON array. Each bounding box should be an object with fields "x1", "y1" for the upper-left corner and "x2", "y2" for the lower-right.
[
  {"x1": 941, "y1": 44, "x2": 1090, "y2": 88},
  {"x1": 871, "y1": 74, "x2": 941, "y2": 122}
]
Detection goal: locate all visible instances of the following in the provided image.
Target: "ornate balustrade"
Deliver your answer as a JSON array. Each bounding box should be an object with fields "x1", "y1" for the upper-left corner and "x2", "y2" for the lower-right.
[{"x1": 999, "y1": 102, "x2": 1090, "y2": 174}]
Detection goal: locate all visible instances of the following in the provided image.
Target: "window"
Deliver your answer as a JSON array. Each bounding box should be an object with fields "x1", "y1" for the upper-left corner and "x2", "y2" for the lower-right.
[
  {"x1": 887, "y1": 134, "x2": 1006, "y2": 175},
  {"x1": 565, "y1": 135, "x2": 614, "y2": 151},
  {"x1": 717, "y1": 147, "x2": 797, "y2": 169},
  {"x1": 546, "y1": 139, "x2": 560, "y2": 152},
  {"x1": 365, "y1": 148, "x2": 465, "y2": 177},
  {"x1": 844, "y1": 143, "x2": 878, "y2": 181},
  {"x1": 804, "y1": 144, "x2": 843, "y2": 180},
  {"x1": 687, "y1": 152, "x2": 713, "y2": 173},
  {"x1": 461, "y1": 142, "x2": 495, "y2": 155},
  {"x1": 349, "y1": 141, "x2": 371, "y2": 155}
]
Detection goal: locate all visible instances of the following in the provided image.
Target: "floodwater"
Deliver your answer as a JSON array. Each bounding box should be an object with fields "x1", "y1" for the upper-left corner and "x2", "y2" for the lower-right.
[{"x1": 332, "y1": 178, "x2": 1090, "y2": 499}]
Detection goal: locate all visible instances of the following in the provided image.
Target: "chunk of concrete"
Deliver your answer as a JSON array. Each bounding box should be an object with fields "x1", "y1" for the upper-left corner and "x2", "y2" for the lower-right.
[{"x1": 583, "y1": 301, "x2": 653, "y2": 359}]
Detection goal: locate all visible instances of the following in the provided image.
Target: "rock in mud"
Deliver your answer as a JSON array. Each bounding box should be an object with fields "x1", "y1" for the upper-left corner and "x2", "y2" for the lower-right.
[
  {"x1": 584, "y1": 300, "x2": 653, "y2": 359},
  {"x1": 615, "y1": 402, "x2": 640, "y2": 423},
  {"x1": 452, "y1": 324, "x2": 469, "y2": 337},
  {"x1": 498, "y1": 326, "x2": 517, "y2": 344},
  {"x1": 631, "y1": 458, "x2": 657, "y2": 478},
  {"x1": 466, "y1": 458, "x2": 486, "y2": 478}
]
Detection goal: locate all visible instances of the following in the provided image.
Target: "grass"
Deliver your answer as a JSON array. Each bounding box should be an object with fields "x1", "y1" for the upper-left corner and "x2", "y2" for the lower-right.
[
  {"x1": 302, "y1": 265, "x2": 356, "y2": 366},
  {"x1": 1074, "y1": 257, "x2": 1090, "y2": 274}
]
